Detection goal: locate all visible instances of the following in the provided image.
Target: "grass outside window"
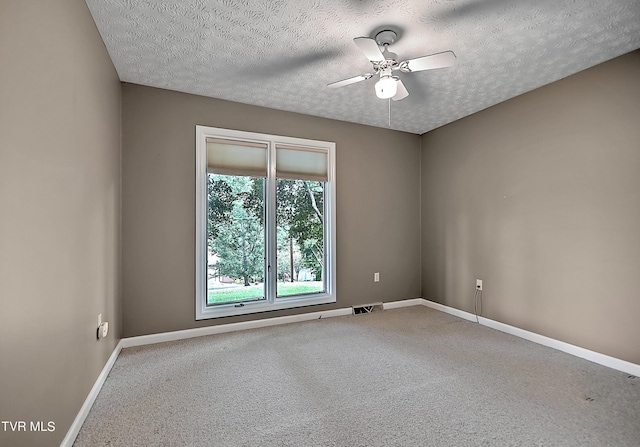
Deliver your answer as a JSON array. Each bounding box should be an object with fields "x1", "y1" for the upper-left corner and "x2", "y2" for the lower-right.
[{"x1": 208, "y1": 281, "x2": 323, "y2": 304}]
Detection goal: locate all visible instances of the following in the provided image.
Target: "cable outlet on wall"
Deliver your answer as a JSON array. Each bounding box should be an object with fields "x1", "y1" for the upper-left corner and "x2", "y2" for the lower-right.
[
  {"x1": 374, "y1": 272, "x2": 380, "y2": 282},
  {"x1": 476, "y1": 279, "x2": 483, "y2": 291}
]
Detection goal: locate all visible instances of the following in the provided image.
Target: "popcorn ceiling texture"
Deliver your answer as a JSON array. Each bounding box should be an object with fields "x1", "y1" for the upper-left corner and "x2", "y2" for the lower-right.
[{"x1": 86, "y1": 0, "x2": 640, "y2": 134}]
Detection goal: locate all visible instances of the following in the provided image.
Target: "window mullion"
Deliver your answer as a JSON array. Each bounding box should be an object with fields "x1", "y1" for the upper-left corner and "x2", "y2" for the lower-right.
[{"x1": 265, "y1": 141, "x2": 278, "y2": 303}]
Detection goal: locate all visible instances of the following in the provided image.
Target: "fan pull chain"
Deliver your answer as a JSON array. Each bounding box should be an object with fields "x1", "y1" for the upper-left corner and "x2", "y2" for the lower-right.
[{"x1": 388, "y1": 98, "x2": 391, "y2": 127}]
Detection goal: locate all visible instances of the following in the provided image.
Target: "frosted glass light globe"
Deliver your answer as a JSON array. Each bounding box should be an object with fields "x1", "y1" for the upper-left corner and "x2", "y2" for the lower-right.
[{"x1": 375, "y1": 76, "x2": 397, "y2": 99}]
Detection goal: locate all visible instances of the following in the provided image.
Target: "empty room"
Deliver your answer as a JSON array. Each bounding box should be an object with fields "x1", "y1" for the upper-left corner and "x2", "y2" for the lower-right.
[{"x1": 1, "y1": 0, "x2": 639, "y2": 446}]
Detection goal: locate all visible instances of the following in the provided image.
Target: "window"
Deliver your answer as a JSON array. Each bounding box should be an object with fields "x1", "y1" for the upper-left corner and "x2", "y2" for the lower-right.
[{"x1": 196, "y1": 126, "x2": 336, "y2": 319}]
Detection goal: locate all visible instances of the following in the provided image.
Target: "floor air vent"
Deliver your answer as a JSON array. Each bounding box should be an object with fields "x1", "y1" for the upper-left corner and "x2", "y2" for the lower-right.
[{"x1": 352, "y1": 302, "x2": 384, "y2": 315}]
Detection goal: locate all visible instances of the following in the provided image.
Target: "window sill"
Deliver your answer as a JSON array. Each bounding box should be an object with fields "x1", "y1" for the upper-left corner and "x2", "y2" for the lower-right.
[{"x1": 196, "y1": 293, "x2": 336, "y2": 320}]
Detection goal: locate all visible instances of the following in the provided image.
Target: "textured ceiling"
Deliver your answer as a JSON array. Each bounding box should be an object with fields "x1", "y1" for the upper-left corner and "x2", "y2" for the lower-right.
[{"x1": 86, "y1": 0, "x2": 640, "y2": 134}]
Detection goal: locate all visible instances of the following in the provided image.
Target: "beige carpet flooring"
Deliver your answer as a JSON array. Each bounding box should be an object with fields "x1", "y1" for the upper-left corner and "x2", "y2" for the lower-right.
[{"x1": 74, "y1": 306, "x2": 640, "y2": 446}]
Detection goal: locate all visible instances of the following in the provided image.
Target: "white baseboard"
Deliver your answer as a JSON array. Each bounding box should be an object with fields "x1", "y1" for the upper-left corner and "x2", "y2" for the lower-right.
[
  {"x1": 121, "y1": 299, "x2": 426, "y2": 349},
  {"x1": 477, "y1": 315, "x2": 640, "y2": 377},
  {"x1": 60, "y1": 306, "x2": 352, "y2": 445},
  {"x1": 63, "y1": 297, "x2": 639, "y2": 446},
  {"x1": 60, "y1": 340, "x2": 123, "y2": 447},
  {"x1": 383, "y1": 298, "x2": 425, "y2": 310},
  {"x1": 420, "y1": 298, "x2": 640, "y2": 377},
  {"x1": 120, "y1": 307, "x2": 352, "y2": 348},
  {"x1": 420, "y1": 299, "x2": 478, "y2": 322}
]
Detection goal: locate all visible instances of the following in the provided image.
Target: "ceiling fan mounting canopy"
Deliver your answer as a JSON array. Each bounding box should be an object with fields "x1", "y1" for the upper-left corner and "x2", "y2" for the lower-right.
[
  {"x1": 327, "y1": 28, "x2": 456, "y2": 101},
  {"x1": 375, "y1": 29, "x2": 397, "y2": 47}
]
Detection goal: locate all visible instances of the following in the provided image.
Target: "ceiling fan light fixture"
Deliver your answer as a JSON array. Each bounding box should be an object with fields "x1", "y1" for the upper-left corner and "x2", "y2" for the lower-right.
[
  {"x1": 328, "y1": 33, "x2": 456, "y2": 102},
  {"x1": 375, "y1": 76, "x2": 397, "y2": 99}
]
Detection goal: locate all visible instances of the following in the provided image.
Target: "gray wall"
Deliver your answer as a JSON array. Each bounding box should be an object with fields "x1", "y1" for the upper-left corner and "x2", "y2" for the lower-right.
[
  {"x1": 121, "y1": 84, "x2": 421, "y2": 337},
  {"x1": 0, "y1": 1, "x2": 121, "y2": 446},
  {"x1": 421, "y1": 50, "x2": 640, "y2": 364},
  {"x1": 2, "y1": 3, "x2": 636, "y2": 441}
]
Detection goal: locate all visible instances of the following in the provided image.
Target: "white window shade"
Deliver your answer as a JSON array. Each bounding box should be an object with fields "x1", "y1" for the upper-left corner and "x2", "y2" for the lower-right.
[
  {"x1": 207, "y1": 138, "x2": 268, "y2": 177},
  {"x1": 276, "y1": 144, "x2": 328, "y2": 182}
]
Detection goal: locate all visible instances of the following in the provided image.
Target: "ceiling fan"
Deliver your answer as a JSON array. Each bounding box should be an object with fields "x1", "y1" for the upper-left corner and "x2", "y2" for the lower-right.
[{"x1": 328, "y1": 30, "x2": 456, "y2": 101}]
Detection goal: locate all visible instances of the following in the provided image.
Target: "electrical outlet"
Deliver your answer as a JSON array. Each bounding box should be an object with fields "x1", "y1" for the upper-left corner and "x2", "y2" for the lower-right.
[
  {"x1": 374, "y1": 272, "x2": 380, "y2": 282},
  {"x1": 476, "y1": 279, "x2": 483, "y2": 291}
]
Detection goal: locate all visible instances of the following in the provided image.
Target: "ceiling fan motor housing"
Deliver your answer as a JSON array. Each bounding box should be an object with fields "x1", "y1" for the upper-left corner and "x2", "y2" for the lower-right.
[{"x1": 376, "y1": 30, "x2": 399, "y2": 71}]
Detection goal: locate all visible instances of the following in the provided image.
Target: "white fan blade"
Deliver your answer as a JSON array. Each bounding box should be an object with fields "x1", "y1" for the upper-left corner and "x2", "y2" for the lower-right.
[
  {"x1": 353, "y1": 37, "x2": 386, "y2": 63},
  {"x1": 327, "y1": 73, "x2": 373, "y2": 89},
  {"x1": 403, "y1": 51, "x2": 456, "y2": 72},
  {"x1": 392, "y1": 79, "x2": 409, "y2": 101}
]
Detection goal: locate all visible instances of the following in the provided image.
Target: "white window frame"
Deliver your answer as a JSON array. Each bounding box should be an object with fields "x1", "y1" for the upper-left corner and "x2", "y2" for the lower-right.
[{"x1": 195, "y1": 125, "x2": 336, "y2": 320}]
